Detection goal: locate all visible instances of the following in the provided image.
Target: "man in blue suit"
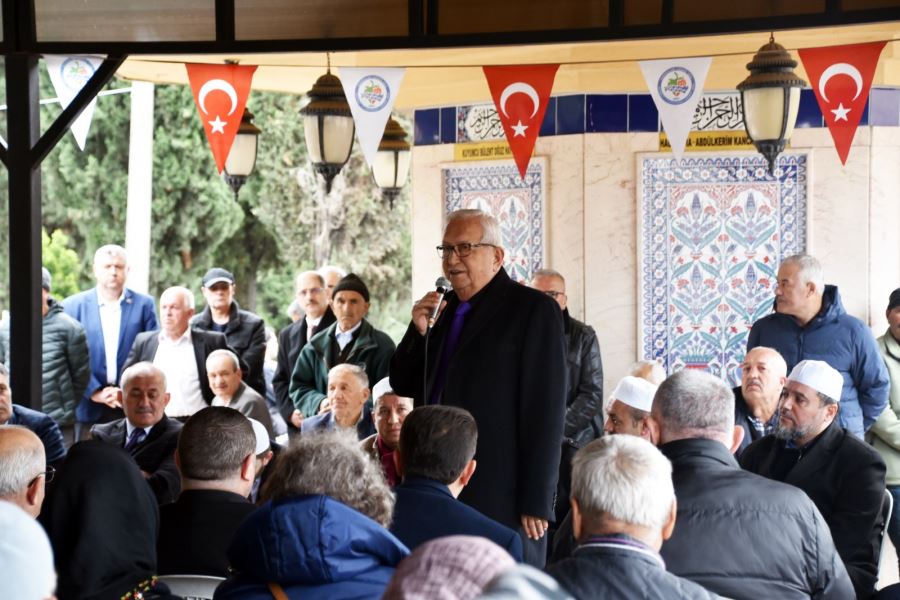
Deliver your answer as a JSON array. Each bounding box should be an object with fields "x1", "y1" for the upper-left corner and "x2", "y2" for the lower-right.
[
  {"x1": 62, "y1": 245, "x2": 158, "y2": 439},
  {"x1": 390, "y1": 405, "x2": 523, "y2": 561}
]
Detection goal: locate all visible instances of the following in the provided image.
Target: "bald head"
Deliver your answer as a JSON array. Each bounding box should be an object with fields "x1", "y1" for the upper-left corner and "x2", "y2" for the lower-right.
[{"x1": 0, "y1": 427, "x2": 47, "y2": 518}]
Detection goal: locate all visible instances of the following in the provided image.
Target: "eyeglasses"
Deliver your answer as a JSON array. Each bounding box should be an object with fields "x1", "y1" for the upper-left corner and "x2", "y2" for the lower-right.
[
  {"x1": 29, "y1": 465, "x2": 55, "y2": 487},
  {"x1": 541, "y1": 290, "x2": 566, "y2": 299},
  {"x1": 298, "y1": 287, "x2": 324, "y2": 296},
  {"x1": 436, "y1": 243, "x2": 497, "y2": 259}
]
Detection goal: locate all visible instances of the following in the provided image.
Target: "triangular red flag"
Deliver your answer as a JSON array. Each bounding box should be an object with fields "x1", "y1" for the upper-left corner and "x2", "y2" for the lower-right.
[
  {"x1": 798, "y1": 42, "x2": 885, "y2": 165},
  {"x1": 483, "y1": 64, "x2": 559, "y2": 179},
  {"x1": 185, "y1": 63, "x2": 258, "y2": 172}
]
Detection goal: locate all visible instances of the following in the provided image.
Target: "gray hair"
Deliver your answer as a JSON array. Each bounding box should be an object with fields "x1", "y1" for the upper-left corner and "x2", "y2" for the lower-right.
[
  {"x1": 161, "y1": 285, "x2": 195, "y2": 310},
  {"x1": 629, "y1": 360, "x2": 667, "y2": 385},
  {"x1": 446, "y1": 209, "x2": 503, "y2": 247},
  {"x1": 296, "y1": 270, "x2": 325, "y2": 290},
  {"x1": 260, "y1": 430, "x2": 394, "y2": 526},
  {"x1": 328, "y1": 363, "x2": 369, "y2": 390},
  {"x1": 93, "y1": 244, "x2": 128, "y2": 265},
  {"x1": 120, "y1": 361, "x2": 167, "y2": 392},
  {"x1": 286, "y1": 299, "x2": 302, "y2": 320},
  {"x1": 318, "y1": 265, "x2": 347, "y2": 280},
  {"x1": 0, "y1": 426, "x2": 45, "y2": 498},
  {"x1": 532, "y1": 268, "x2": 565, "y2": 285},
  {"x1": 782, "y1": 254, "x2": 825, "y2": 296},
  {"x1": 571, "y1": 435, "x2": 674, "y2": 532},
  {"x1": 206, "y1": 349, "x2": 240, "y2": 371},
  {"x1": 652, "y1": 369, "x2": 734, "y2": 442}
]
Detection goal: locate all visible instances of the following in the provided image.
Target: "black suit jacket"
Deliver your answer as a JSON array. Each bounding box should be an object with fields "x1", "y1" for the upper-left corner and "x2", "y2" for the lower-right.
[
  {"x1": 741, "y1": 420, "x2": 887, "y2": 598},
  {"x1": 390, "y1": 268, "x2": 567, "y2": 528},
  {"x1": 272, "y1": 307, "x2": 336, "y2": 428},
  {"x1": 90, "y1": 415, "x2": 183, "y2": 504},
  {"x1": 124, "y1": 328, "x2": 231, "y2": 404},
  {"x1": 390, "y1": 477, "x2": 523, "y2": 560},
  {"x1": 157, "y1": 489, "x2": 257, "y2": 577}
]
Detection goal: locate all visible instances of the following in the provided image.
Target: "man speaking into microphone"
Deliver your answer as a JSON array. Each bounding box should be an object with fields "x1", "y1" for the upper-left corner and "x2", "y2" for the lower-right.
[{"x1": 390, "y1": 208, "x2": 566, "y2": 566}]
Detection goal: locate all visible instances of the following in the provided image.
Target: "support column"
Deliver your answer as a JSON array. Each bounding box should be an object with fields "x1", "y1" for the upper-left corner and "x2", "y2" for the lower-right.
[{"x1": 125, "y1": 82, "x2": 155, "y2": 294}]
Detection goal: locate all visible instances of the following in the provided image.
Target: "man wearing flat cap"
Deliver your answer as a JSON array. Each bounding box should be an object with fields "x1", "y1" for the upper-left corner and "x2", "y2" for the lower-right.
[
  {"x1": 603, "y1": 375, "x2": 657, "y2": 441},
  {"x1": 741, "y1": 359, "x2": 887, "y2": 599},
  {"x1": 289, "y1": 273, "x2": 395, "y2": 417},
  {"x1": 192, "y1": 267, "x2": 267, "y2": 397},
  {"x1": 867, "y1": 287, "x2": 900, "y2": 572}
]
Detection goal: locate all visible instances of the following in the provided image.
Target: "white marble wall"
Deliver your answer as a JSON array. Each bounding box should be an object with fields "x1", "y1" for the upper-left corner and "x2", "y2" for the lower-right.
[{"x1": 410, "y1": 126, "x2": 900, "y2": 389}]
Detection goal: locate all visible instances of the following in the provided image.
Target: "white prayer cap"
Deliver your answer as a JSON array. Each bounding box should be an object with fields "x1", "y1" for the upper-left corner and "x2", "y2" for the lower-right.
[
  {"x1": 0, "y1": 501, "x2": 55, "y2": 600},
  {"x1": 372, "y1": 377, "x2": 394, "y2": 402},
  {"x1": 247, "y1": 417, "x2": 270, "y2": 455},
  {"x1": 787, "y1": 360, "x2": 844, "y2": 402},
  {"x1": 609, "y1": 376, "x2": 658, "y2": 413}
]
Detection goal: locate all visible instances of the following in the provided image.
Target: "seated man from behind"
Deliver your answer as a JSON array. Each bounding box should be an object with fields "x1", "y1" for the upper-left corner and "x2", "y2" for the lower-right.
[
  {"x1": 741, "y1": 360, "x2": 887, "y2": 599},
  {"x1": 0, "y1": 426, "x2": 48, "y2": 518},
  {"x1": 157, "y1": 406, "x2": 257, "y2": 576},
  {"x1": 301, "y1": 364, "x2": 375, "y2": 440},
  {"x1": 547, "y1": 435, "x2": 718, "y2": 600},
  {"x1": 207, "y1": 349, "x2": 274, "y2": 438},
  {"x1": 360, "y1": 377, "x2": 413, "y2": 486},
  {"x1": 0, "y1": 362, "x2": 66, "y2": 470},
  {"x1": 390, "y1": 405, "x2": 523, "y2": 561},
  {"x1": 91, "y1": 361, "x2": 183, "y2": 504},
  {"x1": 652, "y1": 369, "x2": 852, "y2": 599}
]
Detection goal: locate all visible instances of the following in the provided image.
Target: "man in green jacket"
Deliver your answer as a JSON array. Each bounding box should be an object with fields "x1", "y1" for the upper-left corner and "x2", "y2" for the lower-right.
[
  {"x1": 289, "y1": 274, "x2": 395, "y2": 417},
  {"x1": 867, "y1": 287, "x2": 900, "y2": 571}
]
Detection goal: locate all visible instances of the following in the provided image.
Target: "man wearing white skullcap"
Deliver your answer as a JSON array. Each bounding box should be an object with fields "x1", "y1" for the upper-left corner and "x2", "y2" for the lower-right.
[
  {"x1": 741, "y1": 359, "x2": 887, "y2": 599},
  {"x1": 603, "y1": 376, "x2": 657, "y2": 441}
]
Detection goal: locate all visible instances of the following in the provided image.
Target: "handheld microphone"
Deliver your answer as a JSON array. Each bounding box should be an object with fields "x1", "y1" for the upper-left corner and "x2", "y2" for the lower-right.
[{"x1": 428, "y1": 277, "x2": 451, "y2": 330}]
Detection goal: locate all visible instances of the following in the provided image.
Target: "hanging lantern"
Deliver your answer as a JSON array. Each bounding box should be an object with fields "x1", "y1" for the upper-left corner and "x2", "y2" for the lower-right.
[
  {"x1": 372, "y1": 117, "x2": 411, "y2": 209},
  {"x1": 299, "y1": 66, "x2": 355, "y2": 193},
  {"x1": 737, "y1": 34, "x2": 806, "y2": 175},
  {"x1": 223, "y1": 108, "x2": 262, "y2": 201}
]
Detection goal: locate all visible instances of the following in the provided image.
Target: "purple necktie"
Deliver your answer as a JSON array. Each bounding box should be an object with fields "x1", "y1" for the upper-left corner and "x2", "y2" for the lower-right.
[
  {"x1": 124, "y1": 428, "x2": 146, "y2": 451},
  {"x1": 429, "y1": 301, "x2": 472, "y2": 405}
]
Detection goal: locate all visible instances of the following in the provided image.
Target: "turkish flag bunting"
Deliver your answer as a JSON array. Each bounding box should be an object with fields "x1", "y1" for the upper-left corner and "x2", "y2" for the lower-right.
[
  {"x1": 483, "y1": 64, "x2": 559, "y2": 179},
  {"x1": 798, "y1": 42, "x2": 885, "y2": 165},
  {"x1": 185, "y1": 63, "x2": 258, "y2": 172}
]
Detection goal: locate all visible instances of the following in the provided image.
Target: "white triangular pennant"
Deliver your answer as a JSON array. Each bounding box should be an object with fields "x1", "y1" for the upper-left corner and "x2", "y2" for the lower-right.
[
  {"x1": 338, "y1": 67, "x2": 406, "y2": 167},
  {"x1": 45, "y1": 55, "x2": 107, "y2": 151},
  {"x1": 639, "y1": 57, "x2": 712, "y2": 159}
]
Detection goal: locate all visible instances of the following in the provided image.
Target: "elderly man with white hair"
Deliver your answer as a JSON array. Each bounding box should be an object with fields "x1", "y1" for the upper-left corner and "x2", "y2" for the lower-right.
[
  {"x1": 603, "y1": 376, "x2": 657, "y2": 441},
  {"x1": 747, "y1": 254, "x2": 888, "y2": 439},
  {"x1": 207, "y1": 349, "x2": 274, "y2": 438},
  {"x1": 741, "y1": 359, "x2": 887, "y2": 599},
  {"x1": 547, "y1": 435, "x2": 718, "y2": 599},
  {"x1": 0, "y1": 426, "x2": 49, "y2": 518}
]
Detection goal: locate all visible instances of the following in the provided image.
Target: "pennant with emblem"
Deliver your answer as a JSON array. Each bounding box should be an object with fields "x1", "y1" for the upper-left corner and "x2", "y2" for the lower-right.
[
  {"x1": 185, "y1": 63, "x2": 258, "y2": 173},
  {"x1": 639, "y1": 57, "x2": 712, "y2": 159},
  {"x1": 483, "y1": 64, "x2": 559, "y2": 179},
  {"x1": 798, "y1": 42, "x2": 886, "y2": 165},
  {"x1": 45, "y1": 55, "x2": 107, "y2": 151},
  {"x1": 338, "y1": 67, "x2": 406, "y2": 168}
]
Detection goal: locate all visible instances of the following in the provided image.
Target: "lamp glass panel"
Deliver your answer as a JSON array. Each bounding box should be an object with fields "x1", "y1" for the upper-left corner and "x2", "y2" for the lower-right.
[
  {"x1": 224, "y1": 133, "x2": 258, "y2": 177},
  {"x1": 372, "y1": 149, "x2": 405, "y2": 188},
  {"x1": 321, "y1": 115, "x2": 355, "y2": 164},
  {"x1": 743, "y1": 87, "x2": 788, "y2": 141}
]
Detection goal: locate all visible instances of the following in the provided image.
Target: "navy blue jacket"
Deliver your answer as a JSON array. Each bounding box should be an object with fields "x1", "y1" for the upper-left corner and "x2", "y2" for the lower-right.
[
  {"x1": 214, "y1": 494, "x2": 408, "y2": 600},
  {"x1": 390, "y1": 477, "x2": 524, "y2": 561},
  {"x1": 747, "y1": 285, "x2": 889, "y2": 437},
  {"x1": 8, "y1": 404, "x2": 66, "y2": 467},
  {"x1": 62, "y1": 287, "x2": 158, "y2": 423}
]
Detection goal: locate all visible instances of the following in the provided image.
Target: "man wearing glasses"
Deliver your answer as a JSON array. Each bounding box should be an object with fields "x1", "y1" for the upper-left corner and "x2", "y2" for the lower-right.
[
  {"x1": 390, "y1": 208, "x2": 567, "y2": 567},
  {"x1": 0, "y1": 362, "x2": 66, "y2": 472},
  {"x1": 0, "y1": 425, "x2": 51, "y2": 518}
]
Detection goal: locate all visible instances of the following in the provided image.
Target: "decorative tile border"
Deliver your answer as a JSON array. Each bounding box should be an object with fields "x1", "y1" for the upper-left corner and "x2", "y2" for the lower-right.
[
  {"x1": 441, "y1": 159, "x2": 547, "y2": 282},
  {"x1": 637, "y1": 152, "x2": 808, "y2": 385}
]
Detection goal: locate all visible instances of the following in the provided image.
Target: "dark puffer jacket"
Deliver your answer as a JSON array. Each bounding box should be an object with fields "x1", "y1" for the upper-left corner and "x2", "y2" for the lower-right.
[
  {"x1": 41, "y1": 299, "x2": 91, "y2": 425},
  {"x1": 659, "y1": 438, "x2": 854, "y2": 599},
  {"x1": 747, "y1": 285, "x2": 889, "y2": 437}
]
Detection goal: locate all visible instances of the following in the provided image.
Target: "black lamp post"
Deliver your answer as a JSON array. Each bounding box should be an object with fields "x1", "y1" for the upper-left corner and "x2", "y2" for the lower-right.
[
  {"x1": 737, "y1": 34, "x2": 806, "y2": 175},
  {"x1": 223, "y1": 108, "x2": 261, "y2": 201},
  {"x1": 372, "y1": 117, "x2": 411, "y2": 209}
]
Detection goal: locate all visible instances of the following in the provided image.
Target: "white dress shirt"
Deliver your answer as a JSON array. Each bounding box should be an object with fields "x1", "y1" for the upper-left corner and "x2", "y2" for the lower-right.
[
  {"x1": 335, "y1": 321, "x2": 362, "y2": 351},
  {"x1": 306, "y1": 314, "x2": 323, "y2": 342},
  {"x1": 97, "y1": 288, "x2": 124, "y2": 384},
  {"x1": 153, "y1": 329, "x2": 206, "y2": 417}
]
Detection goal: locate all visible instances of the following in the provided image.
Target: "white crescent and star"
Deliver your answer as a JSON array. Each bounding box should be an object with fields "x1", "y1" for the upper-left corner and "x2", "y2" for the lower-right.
[
  {"x1": 818, "y1": 63, "x2": 864, "y2": 123},
  {"x1": 198, "y1": 78, "x2": 239, "y2": 135},
  {"x1": 499, "y1": 82, "x2": 540, "y2": 119}
]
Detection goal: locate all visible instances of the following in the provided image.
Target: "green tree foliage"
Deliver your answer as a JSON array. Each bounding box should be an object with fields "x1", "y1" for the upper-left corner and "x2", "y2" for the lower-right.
[{"x1": 42, "y1": 228, "x2": 81, "y2": 299}]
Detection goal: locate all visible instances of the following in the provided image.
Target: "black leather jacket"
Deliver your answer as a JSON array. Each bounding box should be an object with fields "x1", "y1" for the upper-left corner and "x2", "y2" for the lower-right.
[
  {"x1": 563, "y1": 310, "x2": 603, "y2": 447},
  {"x1": 192, "y1": 300, "x2": 266, "y2": 396}
]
